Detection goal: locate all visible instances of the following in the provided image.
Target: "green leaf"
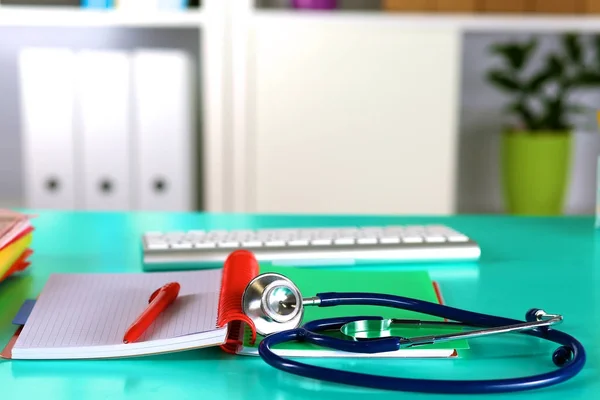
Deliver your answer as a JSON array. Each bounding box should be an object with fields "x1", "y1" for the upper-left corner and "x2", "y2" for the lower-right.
[
  {"x1": 563, "y1": 33, "x2": 582, "y2": 63},
  {"x1": 576, "y1": 70, "x2": 600, "y2": 86},
  {"x1": 486, "y1": 70, "x2": 521, "y2": 92},
  {"x1": 593, "y1": 35, "x2": 600, "y2": 67},
  {"x1": 547, "y1": 54, "x2": 564, "y2": 76},
  {"x1": 505, "y1": 100, "x2": 538, "y2": 130},
  {"x1": 489, "y1": 39, "x2": 536, "y2": 70},
  {"x1": 539, "y1": 97, "x2": 568, "y2": 130},
  {"x1": 527, "y1": 69, "x2": 553, "y2": 92}
]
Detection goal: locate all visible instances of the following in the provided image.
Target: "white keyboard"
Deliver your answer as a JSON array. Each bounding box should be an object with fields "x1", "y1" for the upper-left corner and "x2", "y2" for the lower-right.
[{"x1": 141, "y1": 224, "x2": 480, "y2": 271}]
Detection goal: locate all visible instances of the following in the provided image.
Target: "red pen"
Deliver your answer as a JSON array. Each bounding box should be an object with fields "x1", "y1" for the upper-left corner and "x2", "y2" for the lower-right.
[{"x1": 123, "y1": 282, "x2": 181, "y2": 344}]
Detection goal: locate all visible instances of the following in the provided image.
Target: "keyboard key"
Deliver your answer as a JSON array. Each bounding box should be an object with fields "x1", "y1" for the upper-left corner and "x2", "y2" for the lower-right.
[
  {"x1": 257, "y1": 231, "x2": 274, "y2": 241},
  {"x1": 288, "y1": 239, "x2": 309, "y2": 246},
  {"x1": 424, "y1": 236, "x2": 446, "y2": 243},
  {"x1": 360, "y1": 227, "x2": 383, "y2": 236},
  {"x1": 384, "y1": 226, "x2": 405, "y2": 232},
  {"x1": 400, "y1": 232, "x2": 423, "y2": 243},
  {"x1": 299, "y1": 230, "x2": 318, "y2": 240},
  {"x1": 223, "y1": 231, "x2": 244, "y2": 242},
  {"x1": 194, "y1": 242, "x2": 216, "y2": 249},
  {"x1": 357, "y1": 237, "x2": 377, "y2": 245},
  {"x1": 172, "y1": 242, "x2": 193, "y2": 249},
  {"x1": 164, "y1": 233, "x2": 185, "y2": 244},
  {"x1": 380, "y1": 236, "x2": 401, "y2": 244},
  {"x1": 147, "y1": 242, "x2": 169, "y2": 250},
  {"x1": 405, "y1": 226, "x2": 425, "y2": 235},
  {"x1": 447, "y1": 235, "x2": 469, "y2": 242},
  {"x1": 265, "y1": 240, "x2": 286, "y2": 247},
  {"x1": 338, "y1": 228, "x2": 358, "y2": 237},
  {"x1": 241, "y1": 241, "x2": 262, "y2": 247},
  {"x1": 218, "y1": 242, "x2": 239, "y2": 248}
]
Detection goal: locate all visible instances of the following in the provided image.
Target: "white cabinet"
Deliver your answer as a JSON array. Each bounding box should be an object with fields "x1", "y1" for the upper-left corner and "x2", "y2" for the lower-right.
[{"x1": 232, "y1": 15, "x2": 462, "y2": 214}]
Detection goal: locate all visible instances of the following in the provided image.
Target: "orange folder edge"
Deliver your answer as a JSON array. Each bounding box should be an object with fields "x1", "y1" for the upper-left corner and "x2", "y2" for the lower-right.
[
  {"x1": 433, "y1": 281, "x2": 457, "y2": 356},
  {"x1": 0, "y1": 233, "x2": 33, "y2": 278},
  {"x1": 0, "y1": 248, "x2": 34, "y2": 359},
  {"x1": 1, "y1": 326, "x2": 22, "y2": 359},
  {"x1": 2, "y1": 226, "x2": 34, "y2": 249},
  {"x1": 0, "y1": 249, "x2": 33, "y2": 282}
]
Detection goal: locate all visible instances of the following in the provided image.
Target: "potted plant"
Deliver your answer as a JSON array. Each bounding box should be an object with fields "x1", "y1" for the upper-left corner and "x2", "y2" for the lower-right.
[{"x1": 486, "y1": 33, "x2": 600, "y2": 215}]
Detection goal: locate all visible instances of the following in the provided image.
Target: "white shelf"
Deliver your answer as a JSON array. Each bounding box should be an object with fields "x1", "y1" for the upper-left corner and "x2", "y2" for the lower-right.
[
  {"x1": 1, "y1": 6, "x2": 599, "y2": 32},
  {"x1": 0, "y1": 6, "x2": 204, "y2": 27},
  {"x1": 252, "y1": 10, "x2": 600, "y2": 32}
]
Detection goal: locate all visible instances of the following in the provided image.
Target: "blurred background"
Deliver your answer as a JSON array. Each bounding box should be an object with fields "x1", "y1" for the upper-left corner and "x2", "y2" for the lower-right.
[{"x1": 0, "y1": 0, "x2": 599, "y2": 216}]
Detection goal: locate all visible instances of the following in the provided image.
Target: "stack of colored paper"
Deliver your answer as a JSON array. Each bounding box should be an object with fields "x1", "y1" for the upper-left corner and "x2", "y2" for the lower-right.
[{"x1": 0, "y1": 210, "x2": 34, "y2": 284}]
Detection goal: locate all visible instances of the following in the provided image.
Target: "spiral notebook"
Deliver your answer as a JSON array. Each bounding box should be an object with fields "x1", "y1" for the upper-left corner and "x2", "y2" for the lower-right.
[{"x1": 2, "y1": 251, "x2": 467, "y2": 360}]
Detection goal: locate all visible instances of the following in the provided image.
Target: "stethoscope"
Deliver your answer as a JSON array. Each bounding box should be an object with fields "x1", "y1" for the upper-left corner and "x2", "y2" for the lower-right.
[{"x1": 240, "y1": 272, "x2": 586, "y2": 394}]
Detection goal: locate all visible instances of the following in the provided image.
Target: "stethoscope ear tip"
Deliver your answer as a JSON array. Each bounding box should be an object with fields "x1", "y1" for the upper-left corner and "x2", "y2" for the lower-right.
[
  {"x1": 526, "y1": 308, "x2": 543, "y2": 322},
  {"x1": 526, "y1": 308, "x2": 561, "y2": 323},
  {"x1": 552, "y1": 346, "x2": 574, "y2": 367}
]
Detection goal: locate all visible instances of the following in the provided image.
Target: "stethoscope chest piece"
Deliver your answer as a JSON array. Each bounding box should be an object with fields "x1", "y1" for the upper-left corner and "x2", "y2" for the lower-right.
[{"x1": 242, "y1": 273, "x2": 305, "y2": 336}]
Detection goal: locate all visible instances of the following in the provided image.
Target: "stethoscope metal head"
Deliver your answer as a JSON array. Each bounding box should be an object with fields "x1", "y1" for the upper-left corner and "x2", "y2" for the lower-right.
[{"x1": 242, "y1": 273, "x2": 307, "y2": 336}]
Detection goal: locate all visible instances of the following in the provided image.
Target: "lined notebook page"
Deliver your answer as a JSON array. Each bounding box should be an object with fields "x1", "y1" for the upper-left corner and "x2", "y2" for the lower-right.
[{"x1": 13, "y1": 269, "x2": 224, "y2": 352}]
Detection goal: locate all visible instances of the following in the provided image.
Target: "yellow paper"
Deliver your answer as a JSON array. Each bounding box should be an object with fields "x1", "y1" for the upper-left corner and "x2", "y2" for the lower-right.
[{"x1": 0, "y1": 233, "x2": 33, "y2": 278}]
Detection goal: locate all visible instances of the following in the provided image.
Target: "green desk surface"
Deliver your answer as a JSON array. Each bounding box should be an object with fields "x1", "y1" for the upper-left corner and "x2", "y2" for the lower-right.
[{"x1": 1, "y1": 211, "x2": 599, "y2": 399}]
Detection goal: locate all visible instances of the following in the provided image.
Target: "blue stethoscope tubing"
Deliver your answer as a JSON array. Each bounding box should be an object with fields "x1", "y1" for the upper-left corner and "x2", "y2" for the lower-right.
[{"x1": 257, "y1": 292, "x2": 586, "y2": 394}]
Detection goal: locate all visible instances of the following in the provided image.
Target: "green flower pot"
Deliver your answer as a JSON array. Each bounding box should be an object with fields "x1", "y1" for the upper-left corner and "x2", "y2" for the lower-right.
[{"x1": 501, "y1": 131, "x2": 572, "y2": 215}]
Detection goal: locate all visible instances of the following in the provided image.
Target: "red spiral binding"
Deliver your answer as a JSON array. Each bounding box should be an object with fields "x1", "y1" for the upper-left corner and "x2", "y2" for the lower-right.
[{"x1": 217, "y1": 249, "x2": 260, "y2": 354}]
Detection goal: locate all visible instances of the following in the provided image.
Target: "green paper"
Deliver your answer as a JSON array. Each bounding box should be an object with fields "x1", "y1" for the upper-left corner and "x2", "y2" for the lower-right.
[{"x1": 236, "y1": 266, "x2": 469, "y2": 357}]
